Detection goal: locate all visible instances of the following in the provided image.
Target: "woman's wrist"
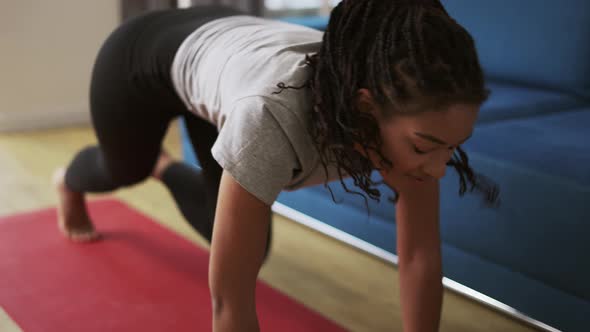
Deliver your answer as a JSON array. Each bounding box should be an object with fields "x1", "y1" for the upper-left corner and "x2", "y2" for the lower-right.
[{"x1": 213, "y1": 310, "x2": 260, "y2": 332}]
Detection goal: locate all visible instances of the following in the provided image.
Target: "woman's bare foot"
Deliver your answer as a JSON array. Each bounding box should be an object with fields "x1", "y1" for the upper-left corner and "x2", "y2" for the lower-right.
[
  {"x1": 151, "y1": 149, "x2": 174, "y2": 180},
  {"x1": 52, "y1": 167, "x2": 101, "y2": 242}
]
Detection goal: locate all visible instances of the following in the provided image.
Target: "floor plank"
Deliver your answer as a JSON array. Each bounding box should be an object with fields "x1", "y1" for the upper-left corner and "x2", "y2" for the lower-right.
[{"x1": 0, "y1": 306, "x2": 22, "y2": 332}]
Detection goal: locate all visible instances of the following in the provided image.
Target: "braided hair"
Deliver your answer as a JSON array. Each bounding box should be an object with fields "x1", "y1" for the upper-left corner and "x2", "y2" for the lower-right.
[{"x1": 273, "y1": 0, "x2": 500, "y2": 217}]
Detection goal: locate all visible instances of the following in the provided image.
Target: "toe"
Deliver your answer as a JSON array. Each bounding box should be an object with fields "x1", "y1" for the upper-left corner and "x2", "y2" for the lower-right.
[{"x1": 62, "y1": 228, "x2": 101, "y2": 243}]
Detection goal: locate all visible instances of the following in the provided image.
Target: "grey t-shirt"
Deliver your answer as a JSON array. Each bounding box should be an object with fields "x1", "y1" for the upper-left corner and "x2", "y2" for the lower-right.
[{"x1": 171, "y1": 15, "x2": 351, "y2": 206}]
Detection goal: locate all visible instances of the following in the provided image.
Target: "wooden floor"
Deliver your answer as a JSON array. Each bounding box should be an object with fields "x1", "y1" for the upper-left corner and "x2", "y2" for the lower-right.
[{"x1": 0, "y1": 121, "x2": 539, "y2": 332}]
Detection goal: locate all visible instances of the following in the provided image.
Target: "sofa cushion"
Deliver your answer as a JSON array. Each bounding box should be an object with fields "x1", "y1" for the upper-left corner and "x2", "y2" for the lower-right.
[
  {"x1": 277, "y1": 15, "x2": 328, "y2": 31},
  {"x1": 478, "y1": 80, "x2": 587, "y2": 123},
  {"x1": 442, "y1": 107, "x2": 590, "y2": 302},
  {"x1": 466, "y1": 107, "x2": 590, "y2": 186},
  {"x1": 442, "y1": 0, "x2": 590, "y2": 99}
]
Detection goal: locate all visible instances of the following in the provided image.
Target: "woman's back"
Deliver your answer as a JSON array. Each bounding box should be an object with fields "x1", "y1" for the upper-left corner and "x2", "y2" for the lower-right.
[{"x1": 171, "y1": 14, "x2": 323, "y2": 129}]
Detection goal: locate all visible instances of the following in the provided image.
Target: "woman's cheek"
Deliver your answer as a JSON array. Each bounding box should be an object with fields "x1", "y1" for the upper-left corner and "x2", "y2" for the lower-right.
[
  {"x1": 389, "y1": 144, "x2": 420, "y2": 174},
  {"x1": 355, "y1": 141, "x2": 415, "y2": 173}
]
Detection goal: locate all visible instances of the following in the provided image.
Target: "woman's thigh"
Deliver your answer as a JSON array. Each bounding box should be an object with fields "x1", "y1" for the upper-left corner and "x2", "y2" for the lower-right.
[{"x1": 87, "y1": 9, "x2": 181, "y2": 183}]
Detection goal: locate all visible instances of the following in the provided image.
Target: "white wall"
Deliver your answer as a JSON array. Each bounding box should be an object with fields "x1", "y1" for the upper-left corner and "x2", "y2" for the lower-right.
[{"x1": 0, "y1": 0, "x2": 120, "y2": 132}]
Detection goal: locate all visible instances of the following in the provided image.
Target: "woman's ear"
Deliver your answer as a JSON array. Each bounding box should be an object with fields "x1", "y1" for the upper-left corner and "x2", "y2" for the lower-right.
[{"x1": 356, "y1": 88, "x2": 381, "y2": 121}]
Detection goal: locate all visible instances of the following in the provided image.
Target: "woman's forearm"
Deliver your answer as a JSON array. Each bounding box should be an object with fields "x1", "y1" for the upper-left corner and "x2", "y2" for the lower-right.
[
  {"x1": 395, "y1": 179, "x2": 443, "y2": 331},
  {"x1": 399, "y1": 259, "x2": 443, "y2": 332}
]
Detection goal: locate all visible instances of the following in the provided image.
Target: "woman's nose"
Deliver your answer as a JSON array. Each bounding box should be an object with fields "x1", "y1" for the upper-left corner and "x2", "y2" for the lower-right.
[{"x1": 422, "y1": 149, "x2": 454, "y2": 180}]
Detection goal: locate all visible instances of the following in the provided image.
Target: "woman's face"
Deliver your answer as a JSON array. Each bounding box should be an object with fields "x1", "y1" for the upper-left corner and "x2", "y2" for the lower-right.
[{"x1": 354, "y1": 89, "x2": 479, "y2": 182}]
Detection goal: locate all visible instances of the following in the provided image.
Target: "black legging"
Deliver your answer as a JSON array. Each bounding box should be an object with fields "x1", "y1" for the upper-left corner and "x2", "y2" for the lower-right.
[{"x1": 63, "y1": 5, "x2": 272, "y2": 261}]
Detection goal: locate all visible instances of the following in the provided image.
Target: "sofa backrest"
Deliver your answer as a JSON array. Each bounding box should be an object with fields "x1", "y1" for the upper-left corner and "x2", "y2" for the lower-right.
[{"x1": 441, "y1": 0, "x2": 590, "y2": 99}]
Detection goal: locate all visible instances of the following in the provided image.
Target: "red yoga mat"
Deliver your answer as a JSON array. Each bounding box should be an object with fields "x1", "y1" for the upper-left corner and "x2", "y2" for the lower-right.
[{"x1": 0, "y1": 198, "x2": 347, "y2": 332}]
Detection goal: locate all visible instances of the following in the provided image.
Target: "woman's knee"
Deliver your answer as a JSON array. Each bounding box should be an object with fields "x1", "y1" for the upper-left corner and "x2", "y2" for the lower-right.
[{"x1": 104, "y1": 150, "x2": 157, "y2": 188}]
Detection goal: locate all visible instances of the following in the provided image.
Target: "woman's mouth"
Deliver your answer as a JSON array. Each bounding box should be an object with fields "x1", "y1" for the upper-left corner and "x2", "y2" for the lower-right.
[{"x1": 407, "y1": 175, "x2": 425, "y2": 182}]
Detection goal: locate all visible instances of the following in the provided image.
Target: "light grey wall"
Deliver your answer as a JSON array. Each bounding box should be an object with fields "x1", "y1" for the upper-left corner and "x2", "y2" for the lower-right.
[{"x1": 0, "y1": 0, "x2": 120, "y2": 132}]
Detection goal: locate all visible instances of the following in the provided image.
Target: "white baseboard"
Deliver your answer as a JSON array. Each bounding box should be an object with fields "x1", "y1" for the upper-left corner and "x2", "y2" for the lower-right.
[{"x1": 0, "y1": 106, "x2": 91, "y2": 132}]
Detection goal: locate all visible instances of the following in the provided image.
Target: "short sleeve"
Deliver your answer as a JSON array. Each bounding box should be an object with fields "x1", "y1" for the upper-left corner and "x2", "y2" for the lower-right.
[{"x1": 210, "y1": 97, "x2": 299, "y2": 206}]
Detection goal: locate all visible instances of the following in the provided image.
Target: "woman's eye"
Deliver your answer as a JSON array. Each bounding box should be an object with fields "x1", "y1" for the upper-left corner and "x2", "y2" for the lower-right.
[{"x1": 413, "y1": 145, "x2": 427, "y2": 155}]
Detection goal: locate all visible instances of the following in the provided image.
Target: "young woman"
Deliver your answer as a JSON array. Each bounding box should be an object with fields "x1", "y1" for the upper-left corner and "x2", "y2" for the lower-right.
[{"x1": 53, "y1": 1, "x2": 499, "y2": 331}]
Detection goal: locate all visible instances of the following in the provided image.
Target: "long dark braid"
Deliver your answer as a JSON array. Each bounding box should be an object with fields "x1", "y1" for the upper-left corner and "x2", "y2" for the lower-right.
[{"x1": 273, "y1": 0, "x2": 500, "y2": 217}]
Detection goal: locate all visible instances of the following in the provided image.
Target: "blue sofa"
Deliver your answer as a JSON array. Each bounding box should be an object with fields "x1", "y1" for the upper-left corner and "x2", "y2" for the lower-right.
[{"x1": 181, "y1": 1, "x2": 590, "y2": 331}]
